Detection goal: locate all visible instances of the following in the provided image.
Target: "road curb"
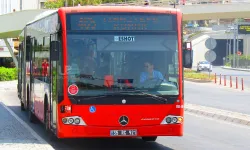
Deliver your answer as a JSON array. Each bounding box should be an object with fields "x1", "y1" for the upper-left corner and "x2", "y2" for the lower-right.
[
  {"x1": 221, "y1": 66, "x2": 250, "y2": 72},
  {"x1": 185, "y1": 103, "x2": 250, "y2": 126},
  {"x1": 184, "y1": 78, "x2": 212, "y2": 83}
]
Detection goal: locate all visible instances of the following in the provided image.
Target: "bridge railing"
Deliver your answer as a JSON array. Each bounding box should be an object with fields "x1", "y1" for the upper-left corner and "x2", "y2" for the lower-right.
[{"x1": 100, "y1": 0, "x2": 250, "y2": 6}]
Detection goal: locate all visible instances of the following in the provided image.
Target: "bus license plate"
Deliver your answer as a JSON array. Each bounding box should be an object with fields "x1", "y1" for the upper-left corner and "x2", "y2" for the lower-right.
[{"x1": 110, "y1": 130, "x2": 137, "y2": 136}]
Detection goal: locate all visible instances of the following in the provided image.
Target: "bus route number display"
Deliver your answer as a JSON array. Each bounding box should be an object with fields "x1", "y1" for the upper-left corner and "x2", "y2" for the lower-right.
[
  {"x1": 238, "y1": 25, "x2": 250, "y2": 34},
  {"x1": 68, "y1": 14, "x2": 175, "y2": 31}
]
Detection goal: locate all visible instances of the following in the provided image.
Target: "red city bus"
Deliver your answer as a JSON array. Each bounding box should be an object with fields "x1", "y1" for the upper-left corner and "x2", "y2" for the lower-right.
[{"x1": 17, "y1": 5, "x2": 192, "y2": 141}]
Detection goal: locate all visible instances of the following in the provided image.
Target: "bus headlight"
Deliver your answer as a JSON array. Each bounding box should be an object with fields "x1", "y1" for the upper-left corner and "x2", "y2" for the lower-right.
[
  {"x1": 68, "y1": 118, "x2": 74, "y2": 124},
  {"x1": 161, "y1": 115, "x2": 183, "y2": 125},
  {"x1": 62, "y1": 118, "x2": 67, "y2": 124},
  {"x1": 172, "y1": 117, "x2": 178, "y2": 123},
  {"x1": 62, "y1": 116, "x2": 86, "y2": 126},
  {"x1": 166, "y1": 117, "x2": 172, "y2": 123},
  {"x1": 74, "y1": 118, "x2": 80, "y2": 124}
]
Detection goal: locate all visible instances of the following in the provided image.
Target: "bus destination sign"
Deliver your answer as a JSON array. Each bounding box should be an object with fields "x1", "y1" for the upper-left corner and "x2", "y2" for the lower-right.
[
  {"x1": 67, "y1": 14, "x2": 175, "y2": 31},
  {"x1": 238, "y1": 25, "x2": 250, "y2": 34}
]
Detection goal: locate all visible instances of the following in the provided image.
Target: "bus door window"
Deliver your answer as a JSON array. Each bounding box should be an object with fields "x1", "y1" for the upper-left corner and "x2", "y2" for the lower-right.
[
  {"x1": 42, "y1": 58, "x2": 49, "y2": 82},
  {"x1": 42, "y1": 36, "x2": 50, "y2": 83},
  {"x1": 50, "y1": 33, "x2": 60, "y2": 128}
]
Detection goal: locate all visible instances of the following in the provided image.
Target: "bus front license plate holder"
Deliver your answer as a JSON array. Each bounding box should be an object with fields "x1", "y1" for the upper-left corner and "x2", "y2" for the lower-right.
[{"x1": 110, "y1": 129, "x2": 137, "y2": 136}]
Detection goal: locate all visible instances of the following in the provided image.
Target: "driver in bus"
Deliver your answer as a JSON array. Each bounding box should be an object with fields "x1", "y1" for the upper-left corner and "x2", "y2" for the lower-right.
[{"x1": 140, "y1": 61, "x2": 165, "y2": 83}]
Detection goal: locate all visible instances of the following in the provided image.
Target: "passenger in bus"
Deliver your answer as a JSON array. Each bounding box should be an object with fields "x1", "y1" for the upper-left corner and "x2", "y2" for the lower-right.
[
  {"x1": 140, "y1": 61, "x2": 165, "y2": 83},
  {"x1": 42, "y1": 58, "x2": 49, "y2": 82},
  {"x1": 83, "y1": 47, "x2": 97, "y2": 75},
  {"x1": 96, "y1": 53, "x2": 110, "y2": 77}
]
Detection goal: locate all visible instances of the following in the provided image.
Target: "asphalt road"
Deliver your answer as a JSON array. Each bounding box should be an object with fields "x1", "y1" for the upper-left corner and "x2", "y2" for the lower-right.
[
  {"x1": 203, "y1": 66, "x2": 250, "y2": 88},
  {"x1": 184, "y1": 80, "x2": 250, "y2": 115},
  {"x1": 1, "y1": 81, "x2": 250, "y2": 150}
]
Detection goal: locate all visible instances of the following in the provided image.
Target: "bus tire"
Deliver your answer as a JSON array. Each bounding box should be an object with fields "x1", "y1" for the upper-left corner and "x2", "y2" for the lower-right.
[
  {"x1": 21, "y1": 101, "x2": 25, "y2": 111},
  {"x1": 48, "y1": 131, "x2": 58, "y2": 142},
  {"x1": 142, "y1": 136, "x2": 157, "y2": 142},
  {"x1": 27, "y1": 86, "x2": 35, "y2": 123},
  {"x1": 44, "y1": 97, "x2": 57, "y2": 141},
  {"x1": 29, "y1": 108, "x2": 36, "y2": 123}
]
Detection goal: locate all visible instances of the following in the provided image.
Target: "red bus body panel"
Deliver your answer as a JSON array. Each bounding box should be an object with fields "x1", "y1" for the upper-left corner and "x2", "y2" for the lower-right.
[
  {"x1": 57, "y1": 6, "x2": 184, "y2": 138},
  {"x1": 57, "y1": 104, "x2": 184, "y2": 138}
]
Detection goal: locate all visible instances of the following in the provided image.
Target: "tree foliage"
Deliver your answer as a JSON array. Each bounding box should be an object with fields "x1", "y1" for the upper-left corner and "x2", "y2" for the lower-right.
[
  {"x1": 44, "y1": 0, "x2": 64, "y2": 8},
  {"x1": 44, "y1": 0, "x2": 126, "y2": 8}
]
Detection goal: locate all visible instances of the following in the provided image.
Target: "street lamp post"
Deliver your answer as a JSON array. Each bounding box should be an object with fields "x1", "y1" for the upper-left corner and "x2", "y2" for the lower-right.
[{"x1": 20, "y1": 0, "x2": 22, "y2": 10}]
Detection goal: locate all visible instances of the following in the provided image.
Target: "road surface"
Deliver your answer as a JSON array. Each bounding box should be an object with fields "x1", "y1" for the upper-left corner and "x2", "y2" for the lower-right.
[
  {"x1": 1, "y1": 81, "x2": 250, "y2": 150},
  {"x1": 185, "y1": 80, "x2": 250, "y2": 114}
]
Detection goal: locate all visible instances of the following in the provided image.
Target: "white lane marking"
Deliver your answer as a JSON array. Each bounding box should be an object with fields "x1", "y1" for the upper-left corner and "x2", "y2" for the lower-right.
[
  {"x1": 0, "y1": 102, "x2": 55, "y2": 150},
  {"x1": 185, "y1": 112, "x2": 250, "y2": 130}
]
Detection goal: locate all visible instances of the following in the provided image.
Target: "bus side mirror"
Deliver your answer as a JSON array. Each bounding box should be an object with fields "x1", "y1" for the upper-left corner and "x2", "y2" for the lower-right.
[
  {"x1": 183, "y1": 49, "x2": 193, "y2": 68},
  {"x1": 50, "y1": 41, "x2": 60, "y2": 61},
  {"x1": 183, "y1": 42, "x2": 193, "y2": 68}
]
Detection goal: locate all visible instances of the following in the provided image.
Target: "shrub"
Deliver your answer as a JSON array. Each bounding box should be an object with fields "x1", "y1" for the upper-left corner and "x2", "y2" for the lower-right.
[{"x1": 0, "y1": 67, "x2": 18, "y2": 81}]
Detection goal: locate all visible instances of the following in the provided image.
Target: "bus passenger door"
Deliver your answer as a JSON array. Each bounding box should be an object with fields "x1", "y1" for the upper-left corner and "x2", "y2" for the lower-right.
[
  {"x1": 31, "y1": 38, "x2": 37, "y2": 115},
  {"x1": 50, "y1": 34, "x2": 59, "y2": 129},
  {"x1": 18, "y1": 43, "x2": 23, "y2": 99}
]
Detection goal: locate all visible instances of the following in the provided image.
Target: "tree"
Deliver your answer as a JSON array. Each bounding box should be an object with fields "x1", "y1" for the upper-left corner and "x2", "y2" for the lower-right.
[
  {"x1": 44, "y1": 0, "x2": 126, "y2": 8},
  {"x1": 44, "y1": 0, "x2": 64, "y2": 8}
]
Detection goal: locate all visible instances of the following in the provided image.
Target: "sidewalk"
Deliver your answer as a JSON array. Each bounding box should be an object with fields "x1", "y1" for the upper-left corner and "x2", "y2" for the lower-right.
[
  {"x1": 0, "y1": 80, "x2": 17, "y2": 90},
  {"x1": 0, "y1": 97, "x2": 54, "y2": 149}
]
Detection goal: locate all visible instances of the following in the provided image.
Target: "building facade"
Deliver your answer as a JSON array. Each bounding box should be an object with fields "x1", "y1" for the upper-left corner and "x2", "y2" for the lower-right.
[{"x1": 0, "y1": 0, "x2": 46, "y2": 14}]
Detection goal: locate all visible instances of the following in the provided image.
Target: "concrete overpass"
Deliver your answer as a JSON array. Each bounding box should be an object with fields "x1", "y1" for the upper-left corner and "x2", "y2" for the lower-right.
[
  {"x1": 1, "y1": 2, "x2": 250, "y2": 67},
  {"x1": 177, "y1": 3, "x2": 250, "y2": 21},
  {"x1": 0, "y1": 9, "x2": 50, "y2": 67},
  {"x1": 1, "y1": 3, "x2": 250, "y2": 39}
]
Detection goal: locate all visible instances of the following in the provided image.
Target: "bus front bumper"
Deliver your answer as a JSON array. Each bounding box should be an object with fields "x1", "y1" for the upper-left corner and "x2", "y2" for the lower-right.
[{"x1": 57, "y1": 124, "x2": 183, "y2": 138}]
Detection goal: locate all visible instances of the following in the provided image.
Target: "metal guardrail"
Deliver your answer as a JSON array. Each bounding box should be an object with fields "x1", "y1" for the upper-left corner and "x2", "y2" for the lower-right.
[{"x1": 100, "y1": 0, "x2": 250, "y2": 6}]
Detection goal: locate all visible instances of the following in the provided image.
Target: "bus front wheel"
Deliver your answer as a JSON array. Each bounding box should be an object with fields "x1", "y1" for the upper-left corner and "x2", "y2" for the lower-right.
[
  {"x1": 142, "y1": 136, "x2": 157, "y2": 142},
  {"x1": 21, "y1": 101, "x2": 25, "y2": 111}
]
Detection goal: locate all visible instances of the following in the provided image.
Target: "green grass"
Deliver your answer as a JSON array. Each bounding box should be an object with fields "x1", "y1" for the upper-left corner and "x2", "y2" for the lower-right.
[
  {"x1": 184, "y1": 69, "x2": 215, "y2": 80},
  {"x1": 188, "y1": 31, "x2": 204, "y2": 39}
]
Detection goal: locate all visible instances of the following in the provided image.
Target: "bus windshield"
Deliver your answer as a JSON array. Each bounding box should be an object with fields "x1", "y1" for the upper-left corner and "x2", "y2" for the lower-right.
[{"x1": 66, "y1": 13, "x2": 179, "y2": 99}]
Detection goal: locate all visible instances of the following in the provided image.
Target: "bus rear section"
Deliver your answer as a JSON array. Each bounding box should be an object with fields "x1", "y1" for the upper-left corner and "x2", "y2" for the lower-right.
[{"x1": 56, "y1": 8, "x2": 184, "y2": 141}]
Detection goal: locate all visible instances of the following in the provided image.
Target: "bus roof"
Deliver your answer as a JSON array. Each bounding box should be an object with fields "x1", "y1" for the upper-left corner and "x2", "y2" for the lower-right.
[
  {"x1": 60, "y1": 6, "x2": 180, "y2": 15},
  {"x1": 27, "y1": 9, "x2": 58, "y2": 25},
  {"x1": 27, "y1": 6, "x2": 180, "y2": 26}
]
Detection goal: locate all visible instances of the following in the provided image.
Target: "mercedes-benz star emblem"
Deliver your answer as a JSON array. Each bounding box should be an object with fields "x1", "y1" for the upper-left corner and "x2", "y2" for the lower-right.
[{"x1": 119, "y1": 116, "x2": 129, "y2": 126}]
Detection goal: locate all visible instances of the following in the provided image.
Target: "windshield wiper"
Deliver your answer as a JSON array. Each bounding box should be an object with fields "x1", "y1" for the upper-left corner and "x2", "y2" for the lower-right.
[
  {"x1": 112, "y1": 90, "x2": 168, "y2": 103},
  {"x1": 72, "y1": 90, "x2": 168, "y2": 103}
]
